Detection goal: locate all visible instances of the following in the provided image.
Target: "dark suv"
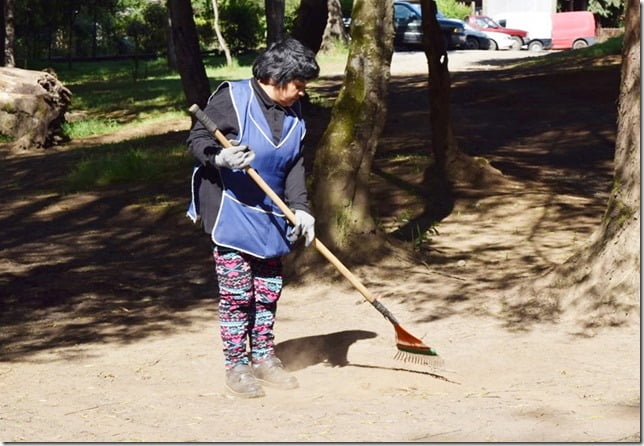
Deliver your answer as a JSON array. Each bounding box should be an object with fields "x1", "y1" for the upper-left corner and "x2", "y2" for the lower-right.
[{"x1": 394, "y1": 1, "x2": 466, "y2": 50}]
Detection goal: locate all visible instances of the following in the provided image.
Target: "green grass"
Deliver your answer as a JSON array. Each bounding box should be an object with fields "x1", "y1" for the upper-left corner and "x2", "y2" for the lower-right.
[
  {"x1": 62, "y1": 118, "x2": 121, "y2": 138},
  {"x1": 517, "y1": 35, "x2": 624, "y2": 69},
  {"x1": 33, "y1": 50, "x2": 345, "y2": 192},
  {"x1": 0, "y1": 133, "x2": 15, "y2": 143},
  {"x1": 64, "y1": 137, "x2": 193, "y2": 192},
  {"x1": 33, "y1": 54, "x2": 256, "y2": 129},
  {"x1": 37, "y1": 50, "x2": 346, "y2": 135},
  {"x1": 37, "y1": 42, "x2": 620, "y2": 192}
]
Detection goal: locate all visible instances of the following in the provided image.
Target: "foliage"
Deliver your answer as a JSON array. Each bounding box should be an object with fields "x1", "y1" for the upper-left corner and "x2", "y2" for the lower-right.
[
  {"x1": 587, "y1": 0, "x2": 625, "y2": 26},
  {"x1": 435, "y1": 0, "x2": 470, "y2": 19},
  {"x1": 139, "y1": 2, "x2": 168, "y2": 55},
  {"x1": 339, "y1": 0, "x2": 354, "y2": 18},
  {"x1": 219, "y1": 0, "x2": 265, "y2": 53},
  {"x1": 283, "y1": 0, "x2": 302, "y2": 35}
]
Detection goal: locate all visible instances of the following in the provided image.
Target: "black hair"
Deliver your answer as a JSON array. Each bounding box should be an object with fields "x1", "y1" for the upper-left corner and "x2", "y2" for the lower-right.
[{"x1": 252, "y1": 37, "x2": 320, "y2": 87}]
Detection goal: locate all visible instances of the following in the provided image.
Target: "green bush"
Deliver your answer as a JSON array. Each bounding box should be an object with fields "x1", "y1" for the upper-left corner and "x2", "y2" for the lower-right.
[
  {"x1": 220, "y1": 0, "x2": 265, "y2": 53},
  {"x1": 283, "y1": 0, "x2": 301, "y2": 35},
  {"x1": 436, "y1": 0, "x2": 471, "y2": 19}
]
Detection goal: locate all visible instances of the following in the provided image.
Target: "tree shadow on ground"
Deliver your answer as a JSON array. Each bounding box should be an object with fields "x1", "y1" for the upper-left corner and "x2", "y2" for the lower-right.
[
  {"x1": 0, "y1": 57, "x2": 622, "y2": 362},
  {"x1": 0, "y1": 130, "x2": 221, "y2": 362}
]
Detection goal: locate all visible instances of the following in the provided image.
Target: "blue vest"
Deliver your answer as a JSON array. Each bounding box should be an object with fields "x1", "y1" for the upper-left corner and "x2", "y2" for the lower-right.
[{"x1": 211, "y1": 80, "x2": 305, "y2": 259}]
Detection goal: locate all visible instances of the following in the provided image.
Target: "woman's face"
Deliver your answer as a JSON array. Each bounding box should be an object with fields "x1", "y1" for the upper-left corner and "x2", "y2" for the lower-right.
[{"x1": 265, "y1": 79, "x2": 308, "y2": 107}]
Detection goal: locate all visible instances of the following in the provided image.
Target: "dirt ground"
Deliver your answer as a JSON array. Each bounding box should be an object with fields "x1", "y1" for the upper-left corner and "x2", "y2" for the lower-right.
[{"x1": 0, "y1": 49, "x2": 639, "y2": 442}]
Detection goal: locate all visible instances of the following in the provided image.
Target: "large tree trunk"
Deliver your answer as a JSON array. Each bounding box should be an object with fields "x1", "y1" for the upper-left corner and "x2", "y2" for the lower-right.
[
  {"x1": 503, "y1": 0, "x2": 640, "y2": 330},
  {"x1": 265, "y1": 0, "x2": 285, "y2": 45},
  {"x1": 311, "y1": 0, "x2": 394, "y2": 257},
  {"x1": 291, "y1": 0, "x2": 328, "y2": 53},
  {"x1": 319, "y1": 0, "x2": 349, "y2": 52},
  {"x1": 167, "y1": 0, "x2": 211, "y2": 111}
]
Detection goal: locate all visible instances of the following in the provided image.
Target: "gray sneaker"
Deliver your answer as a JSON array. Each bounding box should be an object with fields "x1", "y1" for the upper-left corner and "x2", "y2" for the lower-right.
[
  {"x1": 252, "y1": 356, "x2": 299, "y2": 389},
  {"x1": 225, "y1": 363, "x2": 265, "y2": 398}
]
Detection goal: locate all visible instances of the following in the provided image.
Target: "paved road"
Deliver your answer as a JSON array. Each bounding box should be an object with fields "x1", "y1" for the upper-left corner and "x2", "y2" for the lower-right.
[{"x1": 391, "y1": 48, "x2": 553, "y2": 75}]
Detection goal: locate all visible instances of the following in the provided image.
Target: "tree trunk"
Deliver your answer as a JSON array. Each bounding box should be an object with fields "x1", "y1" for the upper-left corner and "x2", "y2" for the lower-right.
[
  {"x1": 211, "y1": 0, "x2": 232, "y2": 67},
  {"x1": 319, "y1": 0, "x2": 349, "y2": 52},
  {"x1": 292, "y1": 0, "x2": 328, "y2": 53},
  {"x1": 91, "y1": 1, "x2": 98, "y2": 58},
  {"x1": 311, "y1": 0, "x2": 394, "y2": 257},
  {"x1": 394, "y1": 0, "x2": 511, "y2": 241},
  {"x1": 503, "y1": 0, "x2": 640, "y2": 330},
  {"x1": 265, "y1": 0, "x2": 285, "y2": 45},
  {"x1": 167, "y1": 0, "x2": 211, "y2": 112},
  {"x1": 4, "y1": 0, "x2": 15, "y2": 67},
  {"x1": 165, "y1": 2, "x2": 178, "y2": 70},
  {"x1": 1, "y1": 0, "x2": 6, "y2": 66}
]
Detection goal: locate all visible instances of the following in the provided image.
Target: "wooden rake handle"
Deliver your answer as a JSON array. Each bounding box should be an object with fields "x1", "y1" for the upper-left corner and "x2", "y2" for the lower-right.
[{"x1": 189, "y1": 104, "x2": 382, "y2": 309}]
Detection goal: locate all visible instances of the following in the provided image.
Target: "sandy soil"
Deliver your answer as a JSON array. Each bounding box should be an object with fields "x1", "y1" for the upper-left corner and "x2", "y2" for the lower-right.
[{"x1": 0, "y1": 49, "x2": 639, "y2": 442}]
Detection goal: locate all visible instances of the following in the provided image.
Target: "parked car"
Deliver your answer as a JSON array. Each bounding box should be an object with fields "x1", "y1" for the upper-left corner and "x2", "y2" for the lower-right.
[
  {"x1": 461, "y1": 22, "x2": 492, "y2": 50},
  {"x1": 493, "y1": 12, "x2": 553, "y2": 51},
  {"x1": 464, "y1": 14, "x2": 527, "y2": 50},
  {"x1": 551, "y1": 11, "x2": 597, "y2": 49},
  {"x1": 393, "y1": 1, "x2": 466, "y2": 50},
  {"x1": 480, "y1": 29, "x2": 517, "y2": 50}
]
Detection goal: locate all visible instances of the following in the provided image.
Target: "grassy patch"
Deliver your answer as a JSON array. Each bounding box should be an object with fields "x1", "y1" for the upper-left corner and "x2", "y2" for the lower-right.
[
  {"x1": 62, "y1": 118, "x2": 121, "y2": 138},
  {"x1": 33, "y1": 50, "x2": 346, "y2": 137},
  {"x1": 517, "y1": 35, "x2": 624, "y2": 69},
  {"x1": 33, "y1": 54, "x2": 256, "y2": 133},
  {"x1": 0, "y1": 133, "x2": 15, "y2": 143},
  {"x1": 64, "y1": 137, "x2": 193, "y2": 192}
]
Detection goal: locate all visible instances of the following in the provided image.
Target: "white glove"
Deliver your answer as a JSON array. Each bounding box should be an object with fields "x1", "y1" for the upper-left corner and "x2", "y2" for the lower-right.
[
  {"x1": 214, "y1": 140, "x2": 255, "y2": 170},
  {"x1": 287, "y1": 210, "x2": 315, "y2": 247}
]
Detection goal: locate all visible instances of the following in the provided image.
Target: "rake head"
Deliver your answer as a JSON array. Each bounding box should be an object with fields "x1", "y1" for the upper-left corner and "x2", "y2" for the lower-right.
[{"x1": 393, "y1": 323, "x2": 444, "y2": 368}]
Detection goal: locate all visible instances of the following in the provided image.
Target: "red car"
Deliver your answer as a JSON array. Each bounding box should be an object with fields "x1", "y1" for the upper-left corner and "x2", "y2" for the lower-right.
[{"x1": 464, "y1": 15, "x2": 527, "y2": 50}]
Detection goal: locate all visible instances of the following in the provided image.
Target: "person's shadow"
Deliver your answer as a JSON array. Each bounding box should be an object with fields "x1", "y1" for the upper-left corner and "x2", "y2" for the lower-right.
[{"x1": 275, "y1": 330, "x2": 377, "y2": 371}]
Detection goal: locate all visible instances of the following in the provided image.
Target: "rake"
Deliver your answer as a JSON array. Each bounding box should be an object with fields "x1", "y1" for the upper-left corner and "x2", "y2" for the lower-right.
[{"x1": 189, "y1": 104, "x2": 443, "y2": 368}]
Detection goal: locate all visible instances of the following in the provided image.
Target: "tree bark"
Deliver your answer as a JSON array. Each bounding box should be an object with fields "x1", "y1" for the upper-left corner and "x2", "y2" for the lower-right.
[
  {"x1": 4, "y1": 0, "x2": 15, "y2": 67},
  {"x1": 292, "y1": 0, "x2": 328, "y2": 53},
  {"x1": 503, "y1": 0, "x2": 640, "y2": 330},
  {"x1": 0, "y1": 67, "x2": 71, "y2": 151},
  {"x1": 1, "y1": 0, "x2": 6, "y2": 66},
  {"x1": 165, "y1": 2, "x2": 178, "y2": 70},
  {"x1": 211, "y1": 0, "x2": 232, "y2": 67},
  {"x1": 319, "y1": 0, "x2": 349, "y2": 52},
  {"x1": 311, "y1": 0, "x2": 394, "y2": 257},
  {"x1": 265, "y1": 0, "x2": 285, "y2": 45},
  {"x1": 167, "y1": 0, "x2": 211, "y2": 112}
]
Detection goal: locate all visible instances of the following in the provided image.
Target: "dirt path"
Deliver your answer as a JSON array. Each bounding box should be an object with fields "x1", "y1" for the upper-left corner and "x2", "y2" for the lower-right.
[{"x1": 0, "y1": 51, "x2": 639, "y2": 442}]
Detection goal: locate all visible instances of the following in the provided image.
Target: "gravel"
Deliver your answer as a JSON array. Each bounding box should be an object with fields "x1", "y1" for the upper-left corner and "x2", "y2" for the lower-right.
[{"x1": 391, "y1": 48, "x2": 553, "y2": 74}]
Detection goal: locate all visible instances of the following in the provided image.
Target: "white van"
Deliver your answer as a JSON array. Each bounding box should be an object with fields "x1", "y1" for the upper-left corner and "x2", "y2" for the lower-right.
[{"x1": 493, "y1": 12, "x2": 553, "y2": 51}]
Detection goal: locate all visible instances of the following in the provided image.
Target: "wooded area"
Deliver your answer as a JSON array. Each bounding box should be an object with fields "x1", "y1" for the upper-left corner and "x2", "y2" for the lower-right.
[
  {"x1": 0, "y1": 0, "x2": 639, "y2": 441},
  {"x1": 0, "y1": 0, "x2": 638, "y2": 328}
]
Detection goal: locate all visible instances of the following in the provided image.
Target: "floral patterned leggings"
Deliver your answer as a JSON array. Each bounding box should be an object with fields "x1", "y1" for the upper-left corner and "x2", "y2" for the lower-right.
[{"x1": 213, "y1": 246, "x2": 282, "y2": 370}]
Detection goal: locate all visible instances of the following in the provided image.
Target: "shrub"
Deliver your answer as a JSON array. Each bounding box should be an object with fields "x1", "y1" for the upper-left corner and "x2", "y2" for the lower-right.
[{"x1": 219, "y1": 0, "x2": 265, "y2": 54}]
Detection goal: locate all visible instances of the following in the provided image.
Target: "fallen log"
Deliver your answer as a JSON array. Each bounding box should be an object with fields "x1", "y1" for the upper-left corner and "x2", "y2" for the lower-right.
[{"x1": 0, "y1": 67, "x2": 72, "y2": 151}]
